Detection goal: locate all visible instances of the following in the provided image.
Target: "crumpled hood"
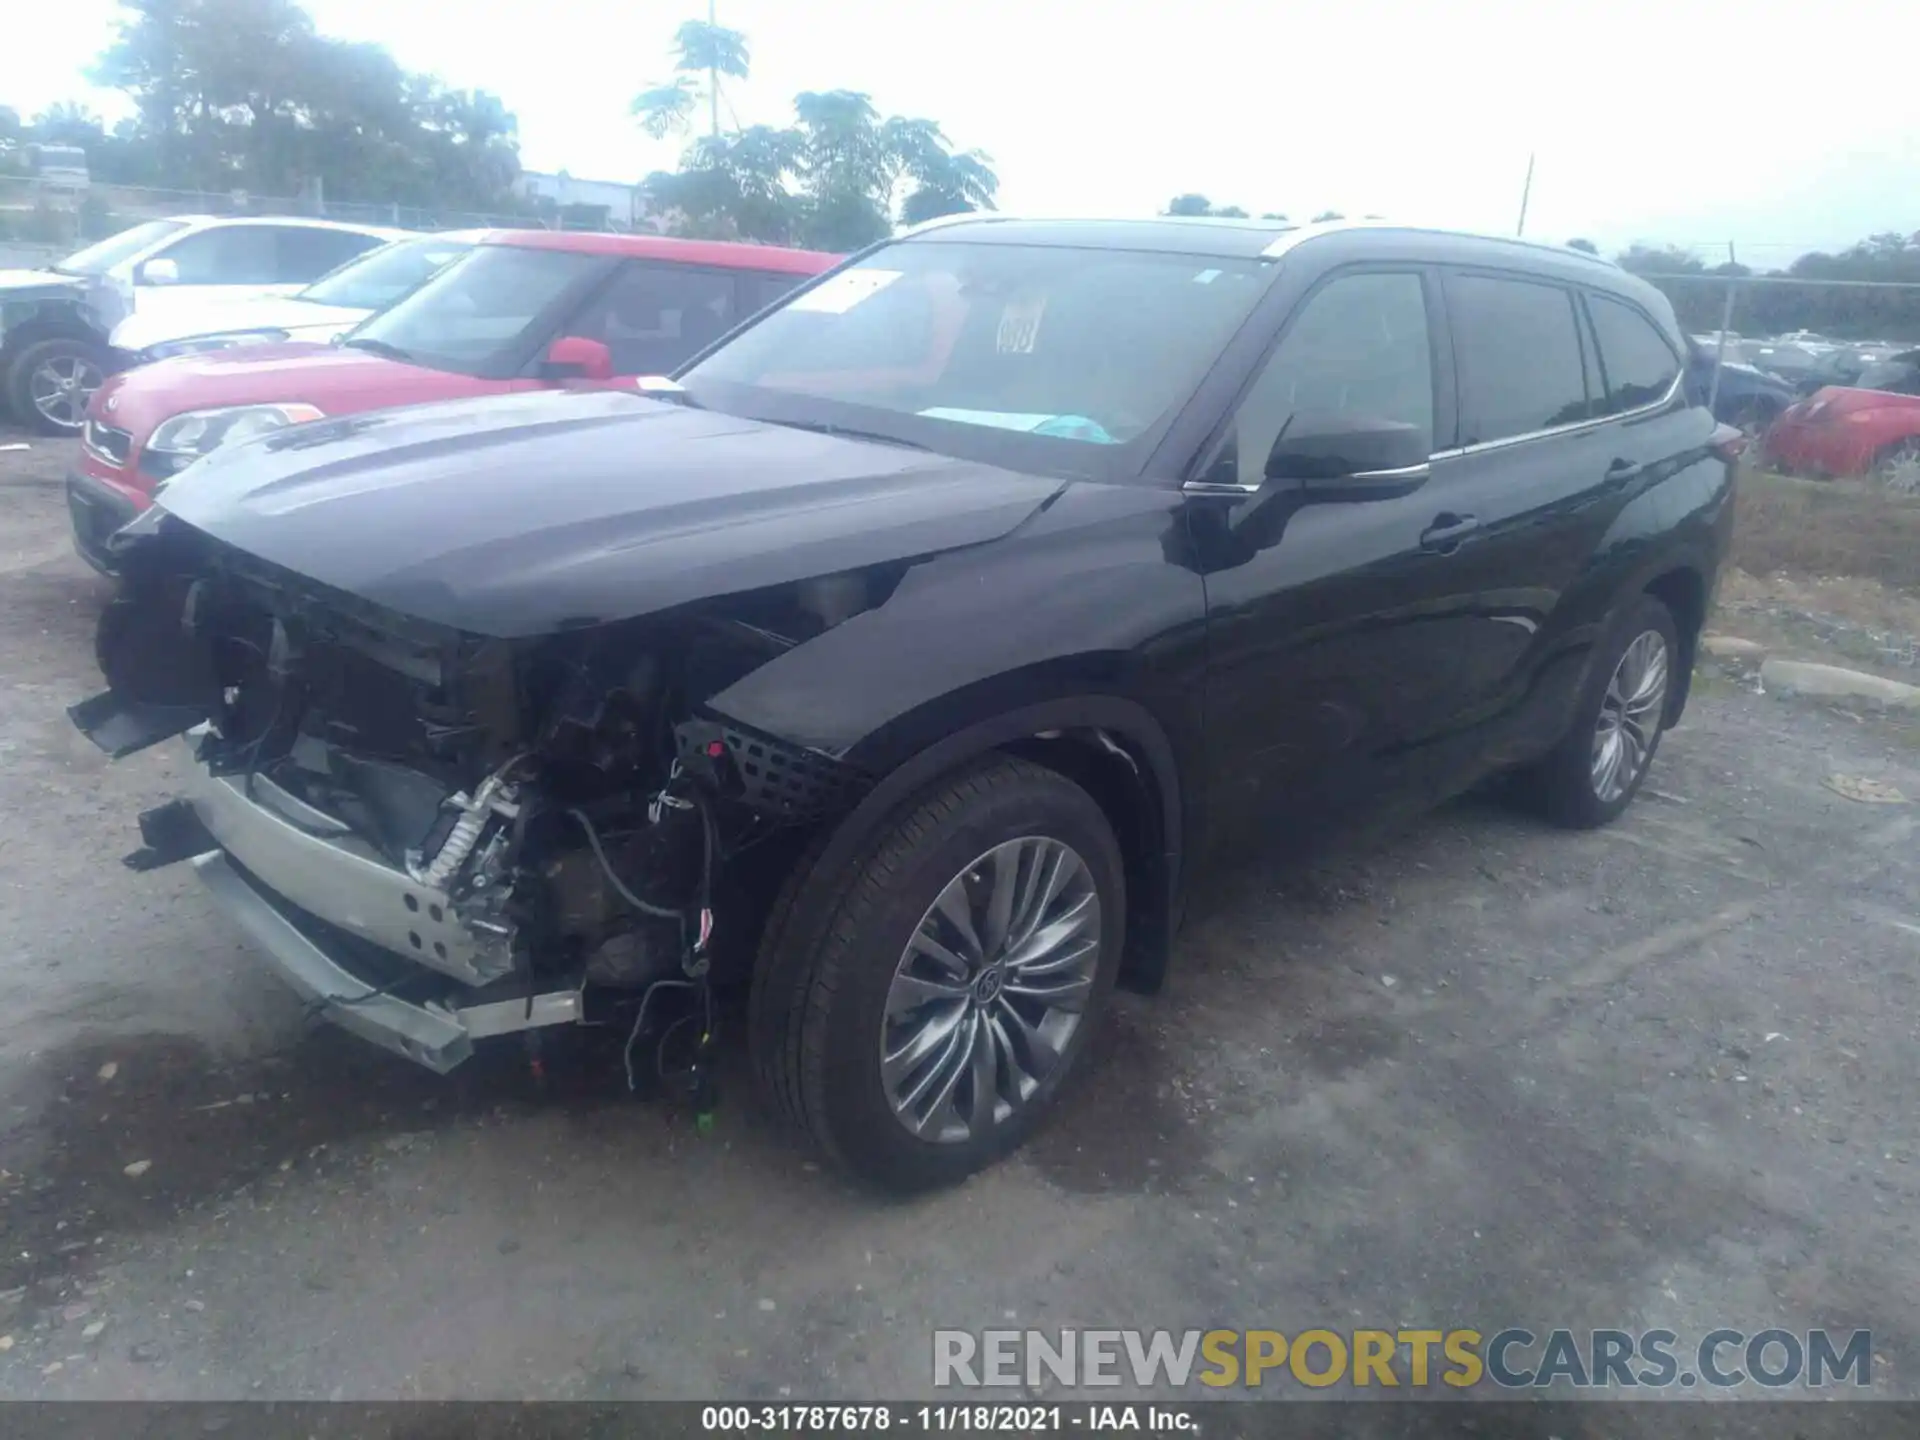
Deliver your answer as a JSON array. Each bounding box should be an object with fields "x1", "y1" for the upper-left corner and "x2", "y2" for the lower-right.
[
  {"x1": 0, "y1": 268, "x2": 84, "y2": 295},
  {"x1": 0, "y1": 268, "x2": 123, "y2": 331},
  {"x1": 112, "y1": 296, "x2": 369, "y2": 352},
  {"x1": 158, "y1": 388, "x2": 1063, "y2": 637}
]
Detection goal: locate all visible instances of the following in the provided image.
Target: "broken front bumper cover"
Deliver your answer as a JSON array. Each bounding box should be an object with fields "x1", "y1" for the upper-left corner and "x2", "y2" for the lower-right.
[{"x1": 114, "y1": 729, "x2": 582, "y2": 1073}]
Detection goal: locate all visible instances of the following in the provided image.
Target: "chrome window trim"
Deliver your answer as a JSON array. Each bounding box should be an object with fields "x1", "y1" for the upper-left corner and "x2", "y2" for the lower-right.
[
  {"x1": 1181, "y1": 374, "x2": 1683, "y2": 494},
  {"x1": 1435, "y1": 368, "x2": 1685, "y2": 460}
]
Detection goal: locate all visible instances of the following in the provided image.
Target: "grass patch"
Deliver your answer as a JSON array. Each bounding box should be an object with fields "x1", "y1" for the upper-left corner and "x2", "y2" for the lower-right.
[{"x1": 1733, "y1": 468, "x2": 1920, "y2": 595}]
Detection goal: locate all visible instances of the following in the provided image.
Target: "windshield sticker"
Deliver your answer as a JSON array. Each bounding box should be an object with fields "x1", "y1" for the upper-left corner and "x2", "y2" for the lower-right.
[
  {"x1": 917, "y1": 409, "x2": 1119, "y2": 444},
  {"x1": 996, "y1": 296, "x2": 1046, "y2": 354},
  {"x1": 788, "y1": 269, "x2": 903, "y2": 314},
  {"x1": 1193, "y1": 269, "x2": 1222, "y2": 284}
]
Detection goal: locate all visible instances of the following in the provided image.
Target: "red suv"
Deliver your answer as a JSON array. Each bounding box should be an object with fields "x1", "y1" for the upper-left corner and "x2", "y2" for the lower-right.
[{"x1": 68, "y1": 231, "x2": 837, "y2": 571}]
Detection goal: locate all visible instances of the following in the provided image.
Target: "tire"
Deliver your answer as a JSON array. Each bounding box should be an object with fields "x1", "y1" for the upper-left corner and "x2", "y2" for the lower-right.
[
  {"x1": 1520, "y1": 594, "x2": 1680, "y2": 830},
  {"x1": 6, "y1": 336, "x2": 107, "y2": 436},
  {"x1": 749, "y1": 756, "x2": 1125, "y2": 1191}
]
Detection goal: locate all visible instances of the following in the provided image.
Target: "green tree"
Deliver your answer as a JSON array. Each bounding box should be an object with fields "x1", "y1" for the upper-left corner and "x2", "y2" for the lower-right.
[
  {"x1": 634, "y1": 17, "x2": 998, "y2": 250},
  {"x1": 1161, "y1": 195, "x2": 1254, "y2": 218},
  {"x1": 1616, "y1": 243, "x2": 1704, "y2": 276},
  {"x1": 89, "y1": 0, "x2": 524, "y2": 208},
  {"x1": 632, "y1": 14, "x2": 750, "y2": 140},
  {"x1": 30, "y1": 102, "x2": 107, "y2": 146}
]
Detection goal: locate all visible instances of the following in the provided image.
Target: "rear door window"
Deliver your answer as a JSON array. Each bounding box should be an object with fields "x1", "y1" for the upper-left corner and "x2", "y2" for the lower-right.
[
  {"x1": 1444, "y1": 273, "x2": 1591, "y2": 445},
  {"x1": 743, "y1": 271, "x2": 811, "y2": 314},
  {"x1": 563, "y1": 262, "x2": 738, "y2": 374},
  {"x1": 1586, "y1": 293, "x2": 1682, "y2": 414}
]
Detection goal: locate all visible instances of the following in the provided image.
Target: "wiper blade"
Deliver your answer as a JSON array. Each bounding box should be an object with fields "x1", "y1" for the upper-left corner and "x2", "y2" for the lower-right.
[
  {"x1": 770, "y1": 417, "x2": 927, "y2": 451},
  {"x1": 340, "y1": 337, "x2": 414, "y2": 362}
]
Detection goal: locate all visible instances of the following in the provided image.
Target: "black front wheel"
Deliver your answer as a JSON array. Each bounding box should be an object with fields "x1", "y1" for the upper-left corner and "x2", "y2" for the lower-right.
[
  {"x1": 7, "y1": 336, "x2": 107, "y2": 435},
  {"x1": 750, "y1": 757, "x2": 1125, "y2": 1191}
]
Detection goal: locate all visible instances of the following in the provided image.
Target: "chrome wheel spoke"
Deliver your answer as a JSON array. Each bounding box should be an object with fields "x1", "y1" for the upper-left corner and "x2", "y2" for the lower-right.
[
  {"x1": 991, "y1": 999, "x2": 1062, "y2": 1092},
  {"x1": 980, "y1": 843, "x2": 1020, "y2": 954},
  {"x1": 880, "y1": 834, "x2": 1102, "y2": 1145},
  {"x1": 884, "y1": 1004, "x2": 966, "y2": 1095},
  {"x1": 963, "y1": 1012, "x2": 1001, "y2": 1132},
  {"x1": 1003, "y1": 892, "x2": 1095, "y2": 971},
  {"x1": 931, "y1": 874, "x2": 986, "y2": 966},
  {"x1": 1590, "y1": 629, "x2": 1668, "y2": 803},
  {"x1": 885, "y1": 970, "x2": 971, "y2": 1019}
]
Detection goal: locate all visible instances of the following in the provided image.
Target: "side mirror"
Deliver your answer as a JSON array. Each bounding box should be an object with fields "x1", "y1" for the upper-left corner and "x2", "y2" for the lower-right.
[
  {"x1": 1265, "y1": 413, "x2": 1430, "y2": 499},
  {"x1": 137, "y1": 257, "x2": 180, "y2": 286},
  {"x1": 540, "y1": 336, "x2": 614, "y2": 382}
]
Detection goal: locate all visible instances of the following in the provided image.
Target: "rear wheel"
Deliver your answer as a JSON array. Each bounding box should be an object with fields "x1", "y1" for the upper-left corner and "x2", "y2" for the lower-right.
[
  {"x1": 750, "y1": 757, "x2": 1124, "y2": 1191},
  {"x1": 1874, "y1": 438, "x2": 1920, "y2": 492},
  {"x1": 6, "y1": 336, "x2": 106, "y2": 435},
  {"x1": 1521, "y1": 595, "x2": 1679, "y2": 829}
]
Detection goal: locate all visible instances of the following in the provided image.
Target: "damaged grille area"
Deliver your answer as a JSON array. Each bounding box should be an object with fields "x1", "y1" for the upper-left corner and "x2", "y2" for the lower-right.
[
  {"x1": 80, "y1": 515, "x2": 877, "y2": 1033},
  {"x1": 674, "y1": 719, "x2": 869, "y2": 822}
]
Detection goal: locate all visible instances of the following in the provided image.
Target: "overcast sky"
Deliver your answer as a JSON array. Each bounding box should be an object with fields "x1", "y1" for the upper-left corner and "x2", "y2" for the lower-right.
[{"x1": 6, "y1": 0, "x2": 1918, "y2": 264}]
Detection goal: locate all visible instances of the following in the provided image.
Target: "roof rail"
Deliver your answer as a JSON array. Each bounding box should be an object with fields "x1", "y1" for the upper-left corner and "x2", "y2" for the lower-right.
[{"x1": 1261, "y1": 218, "x2": 1622, "y2": 267}]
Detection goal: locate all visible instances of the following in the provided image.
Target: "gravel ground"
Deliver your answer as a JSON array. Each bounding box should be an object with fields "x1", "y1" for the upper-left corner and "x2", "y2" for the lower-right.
[{"x1": 2, "y1": 427, "x2": 1919, "y2": 1414}]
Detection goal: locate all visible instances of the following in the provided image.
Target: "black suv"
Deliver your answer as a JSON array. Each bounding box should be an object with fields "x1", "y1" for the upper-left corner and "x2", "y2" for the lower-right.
[{"x1": 73, "y1": 218, "x2": 1736, "y2": 1190}]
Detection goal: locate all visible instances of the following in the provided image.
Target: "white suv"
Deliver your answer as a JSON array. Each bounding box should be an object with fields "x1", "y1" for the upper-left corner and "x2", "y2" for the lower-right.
[
  {"x1": 0, "y1": 215, "x2": 403, "y2": 434},
  {"x1": 110, "y1": 230, "x2": 485, "y2": 365}
]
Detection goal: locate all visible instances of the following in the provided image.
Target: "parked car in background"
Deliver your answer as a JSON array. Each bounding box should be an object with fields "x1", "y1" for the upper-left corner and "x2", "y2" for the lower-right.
[
  {"x1": 110, "y1": 230, "x2": 484, "y2": 365},
  {"x1": 1, "y1": 215, "x2": 402, "y2": 433},
  {"x1": 73, "y1": 217, "x2": 1735, "y2": 1189},
  {"x1": 1684, "y1": 338, "x2": 1798, "y2": 434},
  {"x1": 1743, "y1": 341, "x2": 1838, "y2": 394},
  {"x1": 67, "y1": 230, "x2": 837, "y2": 570},
  {"x1": 1762, "y1": 351, "x2": 1920, "y2": 479}
]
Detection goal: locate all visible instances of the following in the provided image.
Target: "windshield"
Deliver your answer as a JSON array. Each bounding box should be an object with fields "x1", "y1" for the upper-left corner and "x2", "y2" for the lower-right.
[
  {"x1": 679, "y1": 240, "x2": 1272, "y2": 471},
  {"x1": 54, "y1": 220, "x2": 190, "y2": 277},
  {"x1": 300, "y1": 234, "x2": 476, "y2": 310},
  {"x1": 341, "y1": 245, "x2": 606, "y2": 377}
]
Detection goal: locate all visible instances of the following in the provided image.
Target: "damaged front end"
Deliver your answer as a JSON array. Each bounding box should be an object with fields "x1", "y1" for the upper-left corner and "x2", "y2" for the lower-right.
[{"x1": 74, "y1": 512, "x2": 870, "y2": 1074}]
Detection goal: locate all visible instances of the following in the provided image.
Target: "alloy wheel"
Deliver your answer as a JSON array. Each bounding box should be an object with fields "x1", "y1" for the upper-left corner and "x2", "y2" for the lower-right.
[
  {"x1": 28, "y1": 354, "x2": 103, "y2": 431},
  {"x1": 880, "y1": 836, "x2": 1101, "y2": 1144},
  {"x1": 1591, "y1": 630, "x2": 1669, "y2": 804}
]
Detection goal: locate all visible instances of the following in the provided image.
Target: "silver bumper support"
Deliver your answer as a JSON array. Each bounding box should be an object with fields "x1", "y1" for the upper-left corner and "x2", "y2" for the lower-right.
[
  {"x1": 181, "y1": 733, "x2": 509, "y2": 986},
  {"x1": 180, "y1": 730, "x2": 582, "y2": 1072},
  {"x1": 193, "y1": 853, "x2": 582, "y2": 1073}
]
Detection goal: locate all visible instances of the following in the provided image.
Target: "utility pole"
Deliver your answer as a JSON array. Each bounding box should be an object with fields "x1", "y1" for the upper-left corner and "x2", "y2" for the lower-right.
[
  {"x1": 1707, "y1": 240, "x2": 1738, "y2": 415},
  {"x1": 1515, "y1": 152, "x2": 1535, "y2": 237}
]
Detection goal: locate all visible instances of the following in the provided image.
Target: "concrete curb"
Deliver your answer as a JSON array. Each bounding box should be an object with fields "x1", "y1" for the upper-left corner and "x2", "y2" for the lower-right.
[
  {"x1": 1759, "y1": 657, "x2": 1920, "y2": 709},
  {"x1": 1701, "y1": 633, "x2": 1768, "y2": 659}
]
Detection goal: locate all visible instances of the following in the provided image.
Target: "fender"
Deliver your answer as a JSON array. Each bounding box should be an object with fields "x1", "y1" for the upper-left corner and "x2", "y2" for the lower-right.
[{"x1": 729, "y1": 690, "x2": 1189, "y2": 993}]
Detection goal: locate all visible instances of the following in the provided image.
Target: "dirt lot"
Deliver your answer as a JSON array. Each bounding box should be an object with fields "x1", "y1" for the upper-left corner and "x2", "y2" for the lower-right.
[{"x1": 3, "y1": 431, "x2": 1920, "y2": 1416}]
